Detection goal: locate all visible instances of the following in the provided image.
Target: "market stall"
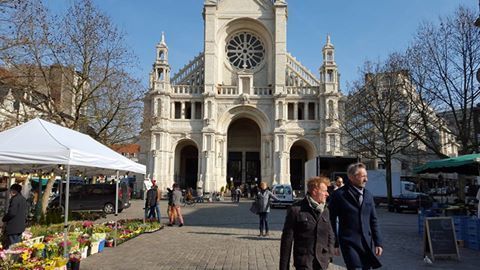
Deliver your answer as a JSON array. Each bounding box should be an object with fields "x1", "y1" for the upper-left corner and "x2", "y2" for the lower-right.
[{"x1": 0, "y1": 118, "x2": 146, "y2": 258}]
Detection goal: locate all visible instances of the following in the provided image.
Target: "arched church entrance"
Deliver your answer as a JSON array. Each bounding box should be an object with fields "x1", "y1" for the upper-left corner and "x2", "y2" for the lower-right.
[
  {"x1": 174, "y1": 141, "x2": 198, "y2": 189},
  {"x1": 289, "y1": 141, "x2": 312, "y2": 191},
  {"x1": 227, "y1": 118, "x2": 261, "y2": 188}
]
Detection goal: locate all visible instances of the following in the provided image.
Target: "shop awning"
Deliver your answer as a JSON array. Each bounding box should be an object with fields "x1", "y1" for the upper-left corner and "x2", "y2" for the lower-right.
[{"x1": 414, "y1": 153, "x2": 480, "y2": 175}]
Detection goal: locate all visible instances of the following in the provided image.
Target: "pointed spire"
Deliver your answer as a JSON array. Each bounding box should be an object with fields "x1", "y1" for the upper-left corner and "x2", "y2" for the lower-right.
[
  {"x1": 323, "y1": 34, "x2": 334, "y2": 50},
  {"x1": 160, "y1": 32, "x2": 167, "y2": 47}
]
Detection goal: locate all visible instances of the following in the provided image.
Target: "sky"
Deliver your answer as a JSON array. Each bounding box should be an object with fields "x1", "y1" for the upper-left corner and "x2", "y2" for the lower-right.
[{"x1": 46, "y1": 0, "x2": 478, "y2": 93}]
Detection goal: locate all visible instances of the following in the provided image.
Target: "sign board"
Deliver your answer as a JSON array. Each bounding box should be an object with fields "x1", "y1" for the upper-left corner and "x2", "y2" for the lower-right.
[{"x1": 424, "y1": 217, "x2": 459, "y2": 261}]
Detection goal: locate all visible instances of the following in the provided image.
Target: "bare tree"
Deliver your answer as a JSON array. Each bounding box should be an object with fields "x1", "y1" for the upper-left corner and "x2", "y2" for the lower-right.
[
  {"x1": 343, "y1": 59, "x2": 415, "y2": 208},
  {"x1": 403, "y1": 6, "x2": 480, "y2": 155},
  {"x1": 1, "y1": 0, "x2": 144, "y2": 217},
  {"x1": 1, "y1": 0, "x2": 143, "y2": 143}
]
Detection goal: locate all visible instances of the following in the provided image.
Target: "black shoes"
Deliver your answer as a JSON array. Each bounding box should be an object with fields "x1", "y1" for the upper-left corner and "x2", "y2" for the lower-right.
[{"x1": 179, "y1": 223, "x2": 184, "y2": 227}]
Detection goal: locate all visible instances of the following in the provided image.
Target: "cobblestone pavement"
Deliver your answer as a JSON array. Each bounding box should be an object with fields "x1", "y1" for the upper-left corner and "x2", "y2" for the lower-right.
[{"x1": 81, "y1": 200, "x2": 480, "y2": 270}]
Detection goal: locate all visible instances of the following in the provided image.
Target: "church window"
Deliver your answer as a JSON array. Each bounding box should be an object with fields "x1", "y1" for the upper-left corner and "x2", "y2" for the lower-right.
[
  {"x1": 157, "y1": 68, "x2": 164, "y2": 81},
  {"x1": 174, "y1": 102, "x2": 181, "y2": 119},
  {"x1": 327, "y1": 51, "x2": 333, "y2": 62},
  {"x1": 159, "y1": 51, "x2": 164, "y2": 60},
  {"x1": 185, "y1": 102, "x2": 192, "y2": 119},
  {"x1": 287, "y1": 103, "x2": 294, "y2": 120},
  {"x1": 226, "y1": 32, "x2": 265, "y2": 70},
  {"x1": 308, "y1": 102, "x2": 315, "y2": 120},
  {"x1": 328, "y1": 100, "x2": 335, "y2": 119},
  {"x1": 327, "y1": 70, "x2": 334, "y2": 82},
  {"x1": 195, "y1": 102, "x2": 202, "y2": 119},
  {"x1": 297, "y1": 103, "x2": 304, "y2": 120}
]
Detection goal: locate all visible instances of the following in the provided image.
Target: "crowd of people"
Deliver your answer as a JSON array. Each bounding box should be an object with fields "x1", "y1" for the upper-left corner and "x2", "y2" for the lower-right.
[{"x1": 3, "y1": 162, "x2": 384, "y2": 269}]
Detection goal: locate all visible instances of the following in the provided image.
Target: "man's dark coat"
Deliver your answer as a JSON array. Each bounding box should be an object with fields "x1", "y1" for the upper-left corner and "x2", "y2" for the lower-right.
[
  {"x1": 328, "y1": 184, "x2": 383, "y2": 269},
  {"x1": 280, "y1": 198, "x2": 334, "y2": 270},
  {"x1": 2, "y1": 193, "x2": 27, "y2": 235}
]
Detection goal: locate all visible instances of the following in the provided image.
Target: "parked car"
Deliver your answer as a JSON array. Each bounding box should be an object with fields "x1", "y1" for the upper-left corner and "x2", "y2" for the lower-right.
[
  {"x1": 49, "y1": 183, "x2": 130, "y2": 214},
  {"x1": 271, "y1": 184, "x2": 294, "y2": 208},
  {"x1": 392, "y1": 193, "x2": 435, "y2": 213}
]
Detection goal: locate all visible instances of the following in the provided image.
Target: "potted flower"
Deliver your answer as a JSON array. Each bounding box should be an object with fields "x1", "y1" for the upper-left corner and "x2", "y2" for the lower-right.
[
  {"x1": 77, "y1": 235, "x2": 91, "y2": 258},
  {"x1": 105, "y1": 236, "x2": 114, "y2": 247},
  {"x1": 68, "y1": 251, "x2": 81, "y2": 270},
  {"x1": 32, "y1": 242, "x2": 46, "y2": 259}
]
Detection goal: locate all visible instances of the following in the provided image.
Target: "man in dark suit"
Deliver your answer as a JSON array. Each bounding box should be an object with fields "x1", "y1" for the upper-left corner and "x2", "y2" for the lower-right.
[
  {"x1": 329, "y1": 162, "x2": 383, "y2": 270},
  {"x1": 2, "y1": 184, "x2": 27, "y2": 248},
  {"x1": 280, "y1": 176, "x2": 334, "y2": 270}
]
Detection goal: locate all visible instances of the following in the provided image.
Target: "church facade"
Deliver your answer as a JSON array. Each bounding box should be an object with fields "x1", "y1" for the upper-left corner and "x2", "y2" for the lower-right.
[{"x1": 141, "y1": 0, "x2": 344, "y2": 193}]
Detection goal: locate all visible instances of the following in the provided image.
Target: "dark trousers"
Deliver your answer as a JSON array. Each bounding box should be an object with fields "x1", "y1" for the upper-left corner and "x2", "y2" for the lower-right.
[
  {"x1": 259, "y1": 212, "x2": 269, "y2": 233},
  {"x1": 147, "y1": 204, "x2": 161, "y2": 222},
  {"x1": 7, "y1": 233, "x2": 22, "y2": 248}
]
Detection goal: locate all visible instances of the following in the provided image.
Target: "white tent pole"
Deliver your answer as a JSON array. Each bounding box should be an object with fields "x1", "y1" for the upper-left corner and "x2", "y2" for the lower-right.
[
  {"x1": 114, "y1": 170, "x2": 119, "y2": 247},
  {"x1": 63, "y1": 164, "x2": 71, "y2": 258},
  {"x1": 143, "y1": 174, "x2": 146, "y2": 224}
]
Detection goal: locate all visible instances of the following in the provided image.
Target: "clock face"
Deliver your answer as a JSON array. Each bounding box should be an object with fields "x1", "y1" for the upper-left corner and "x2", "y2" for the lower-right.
[{"x1": 226, "y1": 32, "x2": 265, "y2": 70}]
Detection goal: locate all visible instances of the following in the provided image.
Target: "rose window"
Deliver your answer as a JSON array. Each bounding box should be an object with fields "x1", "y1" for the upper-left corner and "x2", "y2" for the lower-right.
[{"x1": 226, "y1": 32, "x2": 265, "y2": 70}]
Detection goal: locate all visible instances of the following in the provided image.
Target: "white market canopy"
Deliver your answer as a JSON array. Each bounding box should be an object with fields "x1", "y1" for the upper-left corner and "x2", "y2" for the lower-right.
[{"x1": 0, "y1": 118, "x2": 145, "y2": 174}]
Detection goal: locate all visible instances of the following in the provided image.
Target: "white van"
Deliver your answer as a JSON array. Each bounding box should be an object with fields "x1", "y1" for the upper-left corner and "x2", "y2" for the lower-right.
[{"x1": 271, "y1": 184, "x2": 294, "y2": 208}]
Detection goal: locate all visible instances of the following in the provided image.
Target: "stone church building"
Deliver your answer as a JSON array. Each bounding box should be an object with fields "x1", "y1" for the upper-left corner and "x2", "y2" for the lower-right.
[{"x1": 141, "y1": 0, "x2": 344, "y2": 193}]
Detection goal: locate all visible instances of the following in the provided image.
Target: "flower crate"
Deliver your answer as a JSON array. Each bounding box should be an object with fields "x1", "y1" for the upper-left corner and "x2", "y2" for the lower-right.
[
  {"x1": 90, "y1": 241, "x2": 100, "y2": 255},
  {"x1": 98, "y1": 240, "x2": 105, "y2": 252}
]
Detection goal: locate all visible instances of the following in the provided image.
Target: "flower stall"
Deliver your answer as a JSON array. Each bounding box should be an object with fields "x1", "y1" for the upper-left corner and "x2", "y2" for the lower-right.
[{"x1": 0, "y1": 219, "x2": 162, "y2": 269}]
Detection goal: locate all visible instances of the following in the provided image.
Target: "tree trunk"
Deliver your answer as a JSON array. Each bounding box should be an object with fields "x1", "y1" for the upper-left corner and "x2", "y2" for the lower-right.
[
  {"x1": 385, "y1": 154, "x2": 393, "y2": 212},
  {"x1": 41, "y1": 174, "x2": 56, "y2": 215}
]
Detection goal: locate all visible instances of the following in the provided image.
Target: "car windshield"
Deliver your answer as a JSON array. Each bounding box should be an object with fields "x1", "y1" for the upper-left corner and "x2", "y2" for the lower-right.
[{"x1": 274, "y1": 186, "x2": 290, "y2": 195}]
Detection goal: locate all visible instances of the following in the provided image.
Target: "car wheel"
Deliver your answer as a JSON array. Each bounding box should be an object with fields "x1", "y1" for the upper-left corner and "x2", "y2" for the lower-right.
[
  {"x1": 118, "y1": 208, "x2": 123, "y2": 213},
  {"x1": 104, "y1": 203, "x2": 115, "y2": 214}
]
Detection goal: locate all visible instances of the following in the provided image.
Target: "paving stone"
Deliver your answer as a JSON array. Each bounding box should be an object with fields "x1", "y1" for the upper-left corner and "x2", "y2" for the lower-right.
[{"x1": 81, "y1": 200, "x2": 480, "y2": 270}]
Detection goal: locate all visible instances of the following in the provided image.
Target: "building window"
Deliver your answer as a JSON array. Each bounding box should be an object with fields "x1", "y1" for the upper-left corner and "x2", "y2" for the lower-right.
[
  {"x1": 185, "y1": 102, "x2": 192, "y2": 119},
  {"x1": 195, "y1": 102, "x2": 202, "y2": 119},
  {"x1": 308, "y1": 102, "x2": 315, "y2": 120},
  {"x1": 298, "y1": 103, "x2": 304, "y2": 120},
  {"x1": 327, "y1": 51, "x2": 333, "y2": 62},
  {"x1": 288, "y1": 103, "x2": 294, "y2": 120},
  {"x1": 157, "y1": 68, "x2": 164, "y2": 81},
  {"x1": 226, "y1": 31, "x2": 265, "y2": 70},
  {"x1": 327, "y1": 70, "x2": 334, "y2": 82},
  {"x1": 174, "y1": 102, "x2": 181, "y2": 119}
]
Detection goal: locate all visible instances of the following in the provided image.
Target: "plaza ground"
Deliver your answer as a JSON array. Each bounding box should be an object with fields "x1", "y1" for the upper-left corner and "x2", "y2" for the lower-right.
[{"x1": 81, "y1": 199, "x2": 480, "y2": 270}]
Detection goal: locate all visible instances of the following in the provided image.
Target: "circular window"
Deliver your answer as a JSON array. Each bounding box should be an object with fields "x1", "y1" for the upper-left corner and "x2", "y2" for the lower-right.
[{"x1": 226, "y1": 32, "x2": 265, "y2": 70}]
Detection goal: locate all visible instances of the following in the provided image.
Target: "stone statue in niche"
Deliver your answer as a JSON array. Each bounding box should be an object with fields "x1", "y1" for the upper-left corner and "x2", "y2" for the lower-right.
[{"x1": 240, "y1": 93, "x2": 250, "y2": 104}]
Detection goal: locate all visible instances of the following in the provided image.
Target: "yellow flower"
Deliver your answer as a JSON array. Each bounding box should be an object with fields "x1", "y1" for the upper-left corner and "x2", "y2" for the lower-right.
[
  {"x1": 21, "y1": 251, "x2": 30, "y2": 261},
  {"x1": 33, "y1": 242, "x2": 46, "y2": 250}
]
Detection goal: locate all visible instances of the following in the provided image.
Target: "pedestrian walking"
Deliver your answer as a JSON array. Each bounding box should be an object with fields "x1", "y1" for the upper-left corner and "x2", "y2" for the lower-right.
[
  {"x1": 235, "y1": 186, "x2": 241, "y2": 203},
  {"x1": 328, "y1": 162, "x2": 383, "y2": 270},
  {"x1": 145, "y1": 180, "x2": 161, "y2": 222},
  {"x1": 334, "y1": 176, "x2": 344, "y2": 190},
  {"x1": 280, "y1": 176, "x2": 334, "y2": 270},
  {"x1": 168, "y1": 183, "x2": 184, "y2": 227},
  {"x1": 255, "y1": 182, "x2": 278, "y2": 237},
  {"x1": 2, "y1": 184, "x2": 27, "y2": 249}
]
